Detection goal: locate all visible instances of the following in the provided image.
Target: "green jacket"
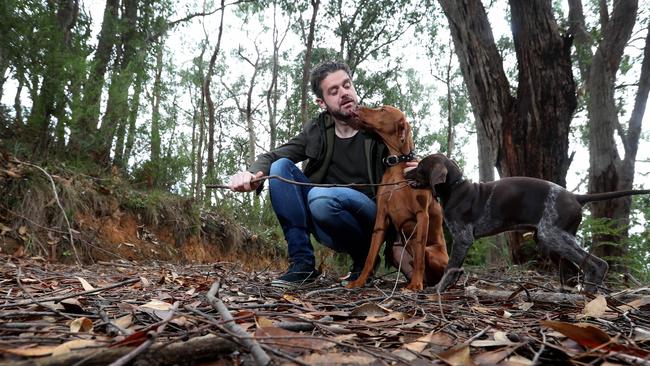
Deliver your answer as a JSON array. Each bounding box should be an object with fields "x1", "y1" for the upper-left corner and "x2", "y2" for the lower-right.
[{"x1": 249, "y1": 112, "x2": 389, "y2": 197}]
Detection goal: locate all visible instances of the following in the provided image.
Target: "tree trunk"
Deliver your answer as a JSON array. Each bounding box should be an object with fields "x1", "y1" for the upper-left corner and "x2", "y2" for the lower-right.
[
  {"x1": 121, "y1": 72, "x2": 142, "y2": 170},
  {"x1": 203, "y1": 0, "x2": 226, "y2": 203},
  {"x1": 96, "y1": 0, "x2": 137, "y2": 166},
  {"x1": 69, "y1": 0, "x2": 119, "y2": 153},
  {"x1": 27, "y1": 0, "x2": 79, "y2": 154},
  {"x1": 440, "y1": 0, "x2": 577, "y2": 264},
  {"x1": 582, "y1": 0, "x2": 640, "y2": 271},
  {"x1": 438, "y1": 0, "x2": 511, "y2": 183},
  {"x1": 300, "y1": 0, "x2": 320, "y2": 126}
]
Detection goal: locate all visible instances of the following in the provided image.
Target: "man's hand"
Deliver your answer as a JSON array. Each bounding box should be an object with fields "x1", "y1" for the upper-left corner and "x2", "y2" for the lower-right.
[
  {"x1": 403, "y1": 161, "x2": 418, "y2": 175},
  {"x1": 229, "y1": 171, "x2": 264, "y2": 192}
]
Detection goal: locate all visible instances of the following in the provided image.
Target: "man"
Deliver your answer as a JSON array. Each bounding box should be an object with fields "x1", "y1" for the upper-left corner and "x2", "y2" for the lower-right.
[{"x1": 229, "y1": 61, "x2": 412, "y2": 288}]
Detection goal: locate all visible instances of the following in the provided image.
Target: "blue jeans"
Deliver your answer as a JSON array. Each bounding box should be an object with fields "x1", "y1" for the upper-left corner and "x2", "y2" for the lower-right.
[{"x1": 269, "y1": 158, "x2": 377, "y2": 267}]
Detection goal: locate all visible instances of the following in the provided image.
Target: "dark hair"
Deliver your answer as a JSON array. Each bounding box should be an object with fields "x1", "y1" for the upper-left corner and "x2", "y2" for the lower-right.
[{"x1": 310, "y1": 61, "x2": 352, "y2": 99}]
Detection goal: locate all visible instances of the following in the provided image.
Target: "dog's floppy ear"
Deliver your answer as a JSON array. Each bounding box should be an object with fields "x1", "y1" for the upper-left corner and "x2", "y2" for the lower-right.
[
  {"x1": 399, "y1": 118, "x2": 409, "y2": 143},
  {"x1": 428, "y1": 165, "x2": 447, "y2": 195}
]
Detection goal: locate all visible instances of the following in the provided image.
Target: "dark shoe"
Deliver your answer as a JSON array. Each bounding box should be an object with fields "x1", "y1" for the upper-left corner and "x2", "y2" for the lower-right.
[
  {"x1": 340, "y1": 262, "x2": 365, "y2": 282},
  {"x1": 340, "y1": 255, "x2": 379, "y2": 284},
  {"x1": 271, "y1": 263, "x2": 320, "y2": 289}
]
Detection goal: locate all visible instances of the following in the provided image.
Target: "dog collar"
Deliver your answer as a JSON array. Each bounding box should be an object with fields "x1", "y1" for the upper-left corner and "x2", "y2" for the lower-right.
[{"x1": 383, "y1": 151, "x2": 416, "y2": 166}]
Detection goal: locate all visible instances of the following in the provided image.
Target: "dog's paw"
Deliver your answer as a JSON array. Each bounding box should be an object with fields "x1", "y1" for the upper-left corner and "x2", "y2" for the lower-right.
[
  {"x1": 404, "y1": 281, "x2": 424, "y2": 292},
  {"x1": 345, "y1": 279, "x2": 365, "y2": 289}
]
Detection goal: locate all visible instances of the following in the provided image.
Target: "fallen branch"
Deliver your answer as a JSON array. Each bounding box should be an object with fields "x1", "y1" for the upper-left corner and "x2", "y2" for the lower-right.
[
  {"x1": 4, "y1": 335, "x2": 236, "y2": 366},
  {"x1": 0, "y1": 278, "x2": 140, "y2": 309},
  {"x1": 465, "y1": 286, "x2": 586, "y2": 305},
  {"x1": 206, "y1": 281, "x2": 270, "y2": 366}
]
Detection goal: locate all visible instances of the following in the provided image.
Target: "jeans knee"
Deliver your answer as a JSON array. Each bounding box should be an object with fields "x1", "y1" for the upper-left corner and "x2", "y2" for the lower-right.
[
  {"x1": 308, "y1": 193, "x2": 340, "y2": 222},
  {"x1": 269, "y1": 158, "x2": 294, "y2": 176}
]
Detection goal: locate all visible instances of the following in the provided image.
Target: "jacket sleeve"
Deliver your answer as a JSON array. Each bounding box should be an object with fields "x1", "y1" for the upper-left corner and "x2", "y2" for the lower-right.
[{"x1": 248, "y1": 129, "x2": 310, "y2": 176}]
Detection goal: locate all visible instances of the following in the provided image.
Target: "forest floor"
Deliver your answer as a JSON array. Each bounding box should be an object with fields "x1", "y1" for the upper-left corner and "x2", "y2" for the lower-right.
[
  {"x1": 0, "y1": 256, "x2": 648, "y2": 365},
  {"x1": 1, "y1": 152, "x2": 650, "y2": 365}
]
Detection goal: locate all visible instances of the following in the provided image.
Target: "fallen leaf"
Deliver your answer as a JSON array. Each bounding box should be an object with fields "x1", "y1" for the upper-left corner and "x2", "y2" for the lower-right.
[
  {"x1": 581, "y1": 295, "x2": 608, "y2": 318},
  {"x1": 114, "y1": 314, "x2": 133, "y2": 329},
  {"x1": 139, "y1": 299, "x2": 173, "y2": 311},
  {"x1": 501, "y1": 355, "x2": 533, "y2": 365},
  {"x1": 140, "y1": 276, "x2": 151, "y2": 287},
  {"x1": 52, "y1": 339, "x2": 98, "y2": 356},
  {"x1": 473, "y1": 346, "x2": 517, "y2": 365},
  {"x1": 541, "y1": 320, "x2": 610, "y2": 348},
  {"x1": 255, "y1": 316, "x2": 274, "y2": 328},
  {"x1": 60, "y1": 298, "x2": 85, "y2": 314},
  {"x1": 618, "y1": 296, "x2": 650, "y2": 312},
  {"x1": 437, "y1": 345, "x2": 474, "y2": 366},
  {"x1": 392, "y1": 331, "x2": 435, "y2": 361},
  {"x1": 76, "y1": 276, "x2": 95, "y2": 291},
  {"x1": 518, "y1": 302, "x2": 534, "y2": 311},
  {"x1": 367, "y1": 310, "x2": 409, "y2": 322},
  {"x1": 0, "y1": 345, "x2": 58, "y2": 357},
  {"x1": 299, "y1": 351, "x2": 375, "y2": 365},
  {"x1": 255, "y1": 326, "x2": 328, "y2": 353},
  {"x1": 471, "y1": 331, "x2": 517, "y2": 347},
  {"x1": 69, "y1": 317, "x2": 93, "y2": 333},
  {"x1": 350, "y1": 303, "x2": 387, "y2": 317}
]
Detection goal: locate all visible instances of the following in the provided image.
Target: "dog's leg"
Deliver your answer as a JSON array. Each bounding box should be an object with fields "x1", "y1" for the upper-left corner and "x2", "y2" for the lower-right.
[
  {"x1": 425, "y1": 201, "x2": 448, "y2": 285},
  {"x1": 404, "y1": 211, "x2": 430, "y2": 291},
  {"x1": 537, "y1": 227, "x2": 608, "y2": 293},
  {"x1": 437, "y1": 223, "x2": 474, "y2": 292},
  {"x1": 346, "y1": 212, "x2": 389, "y2": 289}
]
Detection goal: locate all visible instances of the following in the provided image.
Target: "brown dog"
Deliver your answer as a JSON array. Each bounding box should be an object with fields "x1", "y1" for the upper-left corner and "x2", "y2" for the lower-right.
[
  {"x1": 346, "y1": 106, "x2": 448, "y2": 291},
  {"x1": 407, "y1": 153, "x2": 650, "y2": 293}
]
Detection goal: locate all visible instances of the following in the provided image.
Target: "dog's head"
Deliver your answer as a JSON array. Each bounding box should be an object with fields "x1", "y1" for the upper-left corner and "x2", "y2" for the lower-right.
[
  {"x1": 405, "y1": 154, "x2": 449, "y2": 196},
  {"x1": 351, "y1": 105, "x2": 412, "y2": 151}
]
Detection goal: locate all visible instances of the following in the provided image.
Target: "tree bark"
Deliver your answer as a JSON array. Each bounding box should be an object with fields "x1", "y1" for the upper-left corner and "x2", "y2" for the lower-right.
[
  {"x1": 438, "y1": 0, "x2": 511, "y2": 183},
  {"x1": 69, "y1": 0, "x2": 119, "y2": 153},
  {"x1": 439, "y1": 0, "x2": 577, "y2": 263},
  {"x1": 203, "y1": 0, "x2": 226, "y2": 202},
  {"x1": 300, "y1": 0, "x2": 320, "y2": 126},
  {"x1": 581, "y1": 0, "x2": 640, "y2": 270},
  {"x1": 96, "y1": 0, "x2": 137, "y2": 166},
  {"x1": 27, "y1": 0, "x2": 79, "y2": 154}
]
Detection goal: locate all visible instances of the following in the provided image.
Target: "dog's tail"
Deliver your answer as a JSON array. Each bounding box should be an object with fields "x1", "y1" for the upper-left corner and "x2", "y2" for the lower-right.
[{"x1": 576, "y1": 189, "x2": 650, "y2": 205}]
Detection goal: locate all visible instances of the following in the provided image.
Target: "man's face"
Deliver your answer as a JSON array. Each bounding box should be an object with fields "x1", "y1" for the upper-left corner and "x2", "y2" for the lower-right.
[{"x1": 316, "y1": 70, "x2": 359, "y2": 120}]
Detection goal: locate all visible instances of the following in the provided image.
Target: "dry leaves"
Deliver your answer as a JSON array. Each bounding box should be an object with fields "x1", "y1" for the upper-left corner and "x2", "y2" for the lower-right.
[{"x1": 0, "y1": 258, "x2": 648, "y2": 365}]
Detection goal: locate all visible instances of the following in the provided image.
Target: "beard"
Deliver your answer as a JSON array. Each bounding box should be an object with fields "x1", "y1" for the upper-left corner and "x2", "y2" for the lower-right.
[{"x1": 325, "y1": 98, "x2": 357, "y2": 123}]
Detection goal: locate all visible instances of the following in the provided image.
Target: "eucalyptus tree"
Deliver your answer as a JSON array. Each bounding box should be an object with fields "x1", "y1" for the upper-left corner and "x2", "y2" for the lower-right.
[
  {"x1": 568, "y1": 0, "x2": 649, "y2": 269},
  {"x1": 439, "y1": 0, "x2": 578, "y2": 263},
  {"x1": 68, "y1": 0, "x2": 119, "y2": 155}
]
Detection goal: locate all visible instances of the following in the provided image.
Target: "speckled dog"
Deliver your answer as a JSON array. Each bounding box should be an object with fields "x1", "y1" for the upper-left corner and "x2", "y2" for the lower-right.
[{"x1": 407, "y1": 153, "x2": 650, "y2": 293}]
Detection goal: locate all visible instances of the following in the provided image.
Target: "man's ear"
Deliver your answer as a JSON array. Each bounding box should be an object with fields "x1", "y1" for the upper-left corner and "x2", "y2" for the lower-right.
[{"x1": 315, "y1": 98, "x2": 326, "y2": 109}]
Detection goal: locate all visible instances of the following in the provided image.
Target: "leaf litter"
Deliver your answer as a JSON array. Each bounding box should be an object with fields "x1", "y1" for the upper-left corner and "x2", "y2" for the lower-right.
[{"x1": 0, "y1": 256, "x2": 648, "y2": 365}]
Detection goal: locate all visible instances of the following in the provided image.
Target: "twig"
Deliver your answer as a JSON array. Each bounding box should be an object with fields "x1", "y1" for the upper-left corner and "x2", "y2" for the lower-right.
[
  {"x1": 206, "y1": 281, "x2": 271, "y2": 366},
  {"x1": 205, "y1": 174, "x2": 412, "y2": 189},
  {"x1": 531, "y1": 328, "x2": 547, "y2": 365},
  {"x1": 15, "y1": 267, "x2": 74, "y2": 320},
  {"x1": 12, "y1": 158, "x2": 81, "y2": 265},
  {"x1": 436, "y1": 268, "x2": 464, "y2": 321},
  {"x1": 108, "y1": 302, "x2": 180, "y2": 366},
  {"x1": 0, "y1": 278, "x2": 140, "y2": 308}
]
